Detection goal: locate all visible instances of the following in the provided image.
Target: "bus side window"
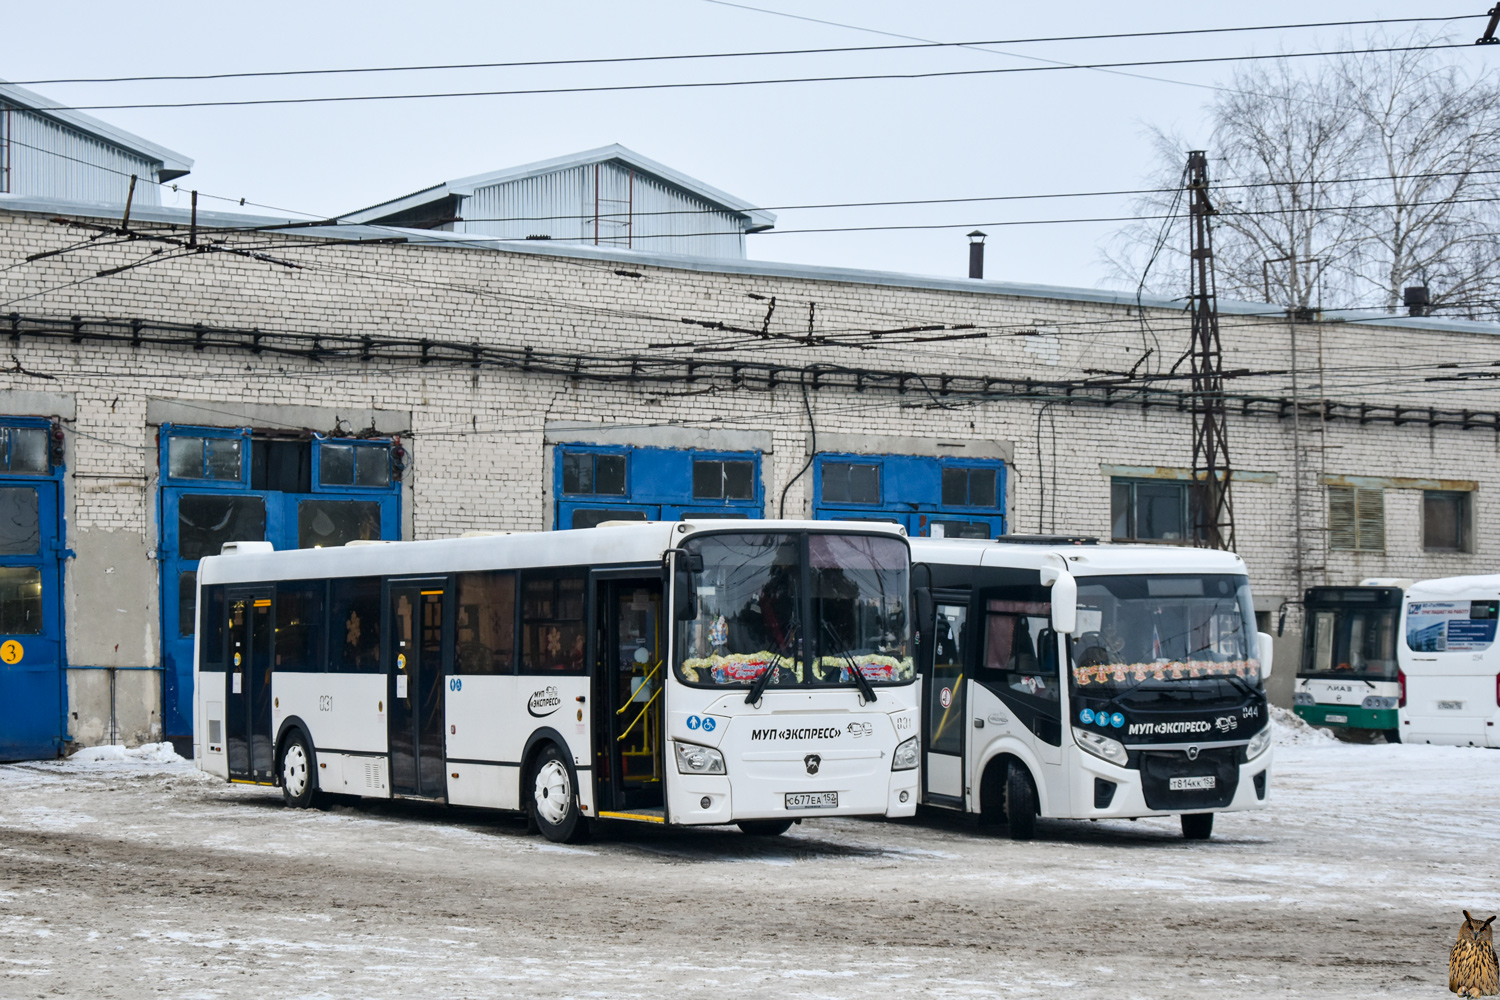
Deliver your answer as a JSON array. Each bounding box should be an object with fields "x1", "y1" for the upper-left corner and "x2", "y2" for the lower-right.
[
  {"x1": 330, "y1": 577, "x2": 382, "y2": 673},
  {"x1": 275, "y1": 581, "x2": 326, "y2": 672},
  {"x1": 982, "y1": 599, "x2": 1060, "y2": 745},
  {"x1": 455, "y1": 571, "x2": 517, "y2": 675},
  {"x1": 521, "y1": 569, "x2": 587, "y2": 674},
  {"x1": 199, "y1": 585, "x2": 226, "y2": 670}
]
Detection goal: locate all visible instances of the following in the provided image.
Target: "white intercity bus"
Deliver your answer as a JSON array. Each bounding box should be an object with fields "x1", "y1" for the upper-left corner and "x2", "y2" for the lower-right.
[
  {"x1": 1398, "y1": 573, "x2": 1500, "y2": 748},
  {"x1": 911, "y1": 536, "x2": 1273, "y2": 841},
  {"x1": 193, "y1": 520, "x2": 919, "y2": 842}
]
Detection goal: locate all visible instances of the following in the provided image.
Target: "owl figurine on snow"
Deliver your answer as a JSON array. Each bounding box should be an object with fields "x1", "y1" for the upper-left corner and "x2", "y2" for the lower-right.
[{"x1": 1450, "y1": 910, "x2": 1499, "y2": 998}]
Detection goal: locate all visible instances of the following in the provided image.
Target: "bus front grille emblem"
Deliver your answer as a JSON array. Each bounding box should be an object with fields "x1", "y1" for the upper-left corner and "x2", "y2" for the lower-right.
[
  {"x1": 804, "y1": 754, "x2": 821, "y2": 775},
  {"x1": 1186, "y1": 746, "x2": 1200, "y2": 761}
]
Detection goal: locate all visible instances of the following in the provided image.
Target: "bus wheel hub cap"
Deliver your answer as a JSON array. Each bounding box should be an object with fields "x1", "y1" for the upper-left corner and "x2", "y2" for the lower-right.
[
  {"x1": 284, "y1": 745, "x2": 307, "y2": 797},
  {"x1": 535, "y1": 760, "x2": 571, "y2": 825}
]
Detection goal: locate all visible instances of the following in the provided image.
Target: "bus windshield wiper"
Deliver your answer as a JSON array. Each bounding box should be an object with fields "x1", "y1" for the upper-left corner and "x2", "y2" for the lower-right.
[
  {"x1": 745, "y1": 624, "x2": 797, "y2": 706},
  {"x1": 822, "y1": 620, "x2": 877, "y2": 705},
  {"x1": 1219, "y1": 671, "x2": 1258, "y2": 700}
]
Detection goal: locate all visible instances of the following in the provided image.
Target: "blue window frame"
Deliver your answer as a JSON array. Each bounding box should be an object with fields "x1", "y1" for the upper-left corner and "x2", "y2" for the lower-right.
[
  {"x1": 553, "y1": 444, "x2": 763, "y2": 529},
  {"x1": 157, "y1": 424, "x2": 403, "y2": 740},
  {"x1": 813, "y1": 453, "x2": 1007, "y2": 539}
]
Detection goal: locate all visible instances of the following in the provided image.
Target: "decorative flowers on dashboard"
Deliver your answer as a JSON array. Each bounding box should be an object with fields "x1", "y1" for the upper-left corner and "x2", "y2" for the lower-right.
[
  {"x1": 680, "y1": 652, "x2": 915, "y2": 685},
  {"x1": 1072, "y1": 658, "x2": 1260, "y2": 686}
]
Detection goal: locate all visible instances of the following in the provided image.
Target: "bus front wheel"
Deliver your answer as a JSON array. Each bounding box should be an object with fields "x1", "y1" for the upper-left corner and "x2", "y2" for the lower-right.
[
  {"x1": 528, "y1": 743, "x2": 589, "y2": 844},
  {"x1": 1180, "y1": 812, "x2": 1214, "y2": 840},
  {"x1": 280, "y1": 730, "x2": 321, "y2": 809},
  {"x1": 1005, "y1": 764, "x2": 1037, "y2": 841}
]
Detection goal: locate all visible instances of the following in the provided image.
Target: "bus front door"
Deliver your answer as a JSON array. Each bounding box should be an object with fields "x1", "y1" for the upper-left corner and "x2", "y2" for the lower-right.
[
  {"x1": 388, "y1": 581, "x2": 449, "y2": 800},
  {"x1": 924, "y1": 599, "x2": 969, "y2": 802},
  {"x1": 591, "y1": 576, "x2": 664, "y2": 814},
  {"x1": 225, "y1": 589, "x2": 274, "y2": 783}
]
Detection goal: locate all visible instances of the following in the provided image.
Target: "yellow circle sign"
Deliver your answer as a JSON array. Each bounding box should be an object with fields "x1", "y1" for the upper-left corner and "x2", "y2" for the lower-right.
[{"x1": 1, "y1": 640, "x2": 23, "y2": 664}]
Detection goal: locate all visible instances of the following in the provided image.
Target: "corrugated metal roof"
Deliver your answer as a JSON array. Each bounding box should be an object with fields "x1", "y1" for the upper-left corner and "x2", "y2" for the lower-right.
[
  {"x1": 3, "y1": 191, "x2": 1496, "y2": 338},
  {"x1": 0, "y1": 81, "x2": 193, "y2": 180},
  {"x1": 341, "y1": 144, "x2": 775, "y2": 232}
]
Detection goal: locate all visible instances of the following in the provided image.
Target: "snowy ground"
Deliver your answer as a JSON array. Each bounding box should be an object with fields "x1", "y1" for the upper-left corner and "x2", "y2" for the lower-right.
[{"x1": 1, "y1": 717, "x2": 1497, "y2": 999}]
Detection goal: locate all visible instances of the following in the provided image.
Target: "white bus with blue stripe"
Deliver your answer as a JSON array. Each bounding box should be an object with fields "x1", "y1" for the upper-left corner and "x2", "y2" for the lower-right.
[{"x1": 192, "y1": 520, "x2": 919, "y2": 841}]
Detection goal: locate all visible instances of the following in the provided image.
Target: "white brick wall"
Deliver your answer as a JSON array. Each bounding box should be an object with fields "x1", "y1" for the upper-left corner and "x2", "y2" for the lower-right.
[{"x1": 2, "y1": 207, "x2": 1498, "y2": 647}]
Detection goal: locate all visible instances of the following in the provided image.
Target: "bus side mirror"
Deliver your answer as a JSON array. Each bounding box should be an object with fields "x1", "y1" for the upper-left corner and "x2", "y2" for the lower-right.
[
  {"x1": 1039, "y1": 565, "x2": 1078, "y2": 635},
  {"x1": 914, "y1": 587, "x2": 934, "y2": 631},
  {"x1": 1258, "y1": 632, "x2": 1274, "y2": 679},
  {"x1": 673, "y1": 569, "x2": 696, "y2": 621}
]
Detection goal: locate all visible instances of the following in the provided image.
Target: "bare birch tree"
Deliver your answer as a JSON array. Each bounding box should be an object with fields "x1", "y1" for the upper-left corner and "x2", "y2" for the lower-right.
[{"x1": 1107, "y1": 36, "x2": 1500, "y2": 321}]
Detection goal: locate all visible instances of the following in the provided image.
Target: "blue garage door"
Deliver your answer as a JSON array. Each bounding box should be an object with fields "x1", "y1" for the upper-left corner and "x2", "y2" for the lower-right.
[
  {"x1": 0, "y1": 420, "x2": 67, "y2": 761},
  {"x1": 159, "y1": 426, "x2": 402, "y2": 739},
  {"x1": 554, "y1": 445, "x2": 763, "y2": 529},
  {"x1": 812, "y1": 453, "x2": 1007, "y2": 538}
]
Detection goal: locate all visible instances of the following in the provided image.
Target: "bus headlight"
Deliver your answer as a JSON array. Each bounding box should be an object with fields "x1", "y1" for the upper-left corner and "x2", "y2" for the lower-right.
[
  {"x1": 891, "y1": 736, "x2": 919, "y2": 771},
  {"x1": 1292, "y1": 692, "x2": 1314, "y2": 706},
  {"x1": 1072, "y1": 727, "x2": 1128, "y2": 767},
  {"x1": 1361, "y1": 695, "x2": 1398, "y2": 710},
  {"x1": 674, "y1": 742, "x2": 725, "y2": 775},
  {"x1": 1245, "y1": 725, "x2": 1272, "y2": 761}
]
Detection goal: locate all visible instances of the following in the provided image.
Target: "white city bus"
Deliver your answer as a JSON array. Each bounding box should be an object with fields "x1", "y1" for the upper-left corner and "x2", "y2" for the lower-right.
[
  {"x1": 1292, "y1": 581, "x2": 1406, "y2": 740},
  {"x1": 193, "y1": 520, "x2": 920, "y2": 842},
  {"x1": 911, "y1": 536, "x2": 1273, "y2": 841},
  {"x1": 1398, "y1": 574, "x2": 1500, "y2": 748}
]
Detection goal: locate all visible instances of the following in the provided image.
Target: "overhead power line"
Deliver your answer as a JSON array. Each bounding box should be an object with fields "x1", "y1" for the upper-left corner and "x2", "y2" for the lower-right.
[
  {"x1": 28, "y1": 42, "x2": 1473, "y2": 112},
  {"x1": 4, "y1": 14, "x2": 1474, "y2": 87}
]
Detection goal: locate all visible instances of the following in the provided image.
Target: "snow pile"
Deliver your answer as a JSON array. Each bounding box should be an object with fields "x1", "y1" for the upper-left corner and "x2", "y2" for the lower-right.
[
  {"x1": 1270, "y1": 705, "x2": 1337, "y2": 746},
  {"x1": 70, "y1": 741, "x2": 185, "y2": 764}
]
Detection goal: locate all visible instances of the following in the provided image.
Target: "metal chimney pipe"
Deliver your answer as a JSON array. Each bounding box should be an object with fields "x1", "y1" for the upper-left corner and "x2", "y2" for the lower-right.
[
  {"x1": 1403, "y1": 285, "x2": 1430, "y2": 317},
  {"x1": 968, "y1": 230, "x2": 987, "y2": 279}
]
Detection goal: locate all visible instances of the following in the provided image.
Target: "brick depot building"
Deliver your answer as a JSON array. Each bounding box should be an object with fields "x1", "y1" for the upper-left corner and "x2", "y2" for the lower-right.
[{"x1": 2, "y1": 142, "x2": 1498, "y2": 756}]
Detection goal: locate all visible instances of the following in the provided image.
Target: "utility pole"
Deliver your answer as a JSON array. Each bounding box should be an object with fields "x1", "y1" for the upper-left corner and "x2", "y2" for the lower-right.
[{"x1": 1186, "y1": 151, "x2": 1236, "y2": 550}]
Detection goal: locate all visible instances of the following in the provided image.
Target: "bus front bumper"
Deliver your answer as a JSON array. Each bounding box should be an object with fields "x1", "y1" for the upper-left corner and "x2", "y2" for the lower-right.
[
  {"x1": 671, "y1": 765, "x2": 919, "y2": 825},
  {"x1": 1294, "y1": 703, "x2": 1397, "y2": 730},
  {"x1": 1067, "y1": 746, "x2": 1271, "y2": 820}
]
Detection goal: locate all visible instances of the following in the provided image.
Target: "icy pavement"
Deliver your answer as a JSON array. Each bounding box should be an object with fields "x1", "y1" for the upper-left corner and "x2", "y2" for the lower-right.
[{"x1": 1, "y1": 722, "x2": 1497, "y2": 999}]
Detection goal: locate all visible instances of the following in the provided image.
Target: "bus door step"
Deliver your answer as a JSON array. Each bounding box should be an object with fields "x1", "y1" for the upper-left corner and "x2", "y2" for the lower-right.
[{"x1": 596, "y1": 808, "x2": 665, "y2": 824}]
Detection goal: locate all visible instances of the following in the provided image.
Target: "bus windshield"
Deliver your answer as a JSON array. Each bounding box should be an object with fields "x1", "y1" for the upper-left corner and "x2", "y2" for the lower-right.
[
  {"x1": 1303, "y1": 604, "x2": 1400, "y2": 677},
  {"x1": 1069, "y1": 574, "x2": 1261, "y2": 697},
  {"x1": 676, "y1": 531, "x2": 913, "y2": 688}
]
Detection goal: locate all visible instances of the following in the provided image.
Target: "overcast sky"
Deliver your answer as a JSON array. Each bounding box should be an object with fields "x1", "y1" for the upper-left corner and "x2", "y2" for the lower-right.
[{"x1": 5, "y1": 2, "x2": 1490, "y2": 290}]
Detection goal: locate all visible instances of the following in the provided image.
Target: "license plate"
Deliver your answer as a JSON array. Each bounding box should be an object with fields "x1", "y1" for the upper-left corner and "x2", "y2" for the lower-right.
[
  {"x1": 785, "y1": 791, "x2": 838, "y2": 810},
  {"x1": 1325, "y1": 713, "x2": 1348, "y2": 723},
  {"x1": 1169, "y1": 776, "x2": 1216, "y2": 791},
  {"x1": 1438, "y1": 700, "x2": 1464, "y2": 710}
]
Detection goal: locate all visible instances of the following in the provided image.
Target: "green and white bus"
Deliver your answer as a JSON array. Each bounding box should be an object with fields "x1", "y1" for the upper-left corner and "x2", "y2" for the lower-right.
[{"x1": 1292, "y1": 581, "x2": 1406, "y2": 739}]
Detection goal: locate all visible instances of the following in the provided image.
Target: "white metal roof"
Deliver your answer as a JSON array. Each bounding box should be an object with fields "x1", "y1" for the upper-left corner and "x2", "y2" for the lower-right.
[
  {"x1": 910, "y1": 538, "x2": 1248, "y2": 578},
  {"x1": 0, "y1": 80, "x2": 193, "y2": 180},
  {"x1": 2, "y1": 193, "x2": 1496, "y2": 338},
  {"x1": 1404, "y1": 574, "x2": 1500, "y2": 601},
  {"x1": 200, "y1": 518, "x2": 907, "y2": 586},
  {"x1": 341, "y1": 144, "x2": 776, "y2": 231}
]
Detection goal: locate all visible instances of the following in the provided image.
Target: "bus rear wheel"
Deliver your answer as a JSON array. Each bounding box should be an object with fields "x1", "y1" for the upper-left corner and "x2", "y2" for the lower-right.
[
  {"x1": 1180, "y1": 812, "x2": 1214, "y2": 840},
  {"x1": 1005, "y1": 764, "x2": 1037, "y2": 841},
  {"x1": 737, "y1": 820, "x2": 793, "y2": 836},
  {"x1": 280, "y1": 730, "x2": 320, "y2": 809},
  {"x1": 528, "y1": 743, "x2": 589, "y2": 844}
]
